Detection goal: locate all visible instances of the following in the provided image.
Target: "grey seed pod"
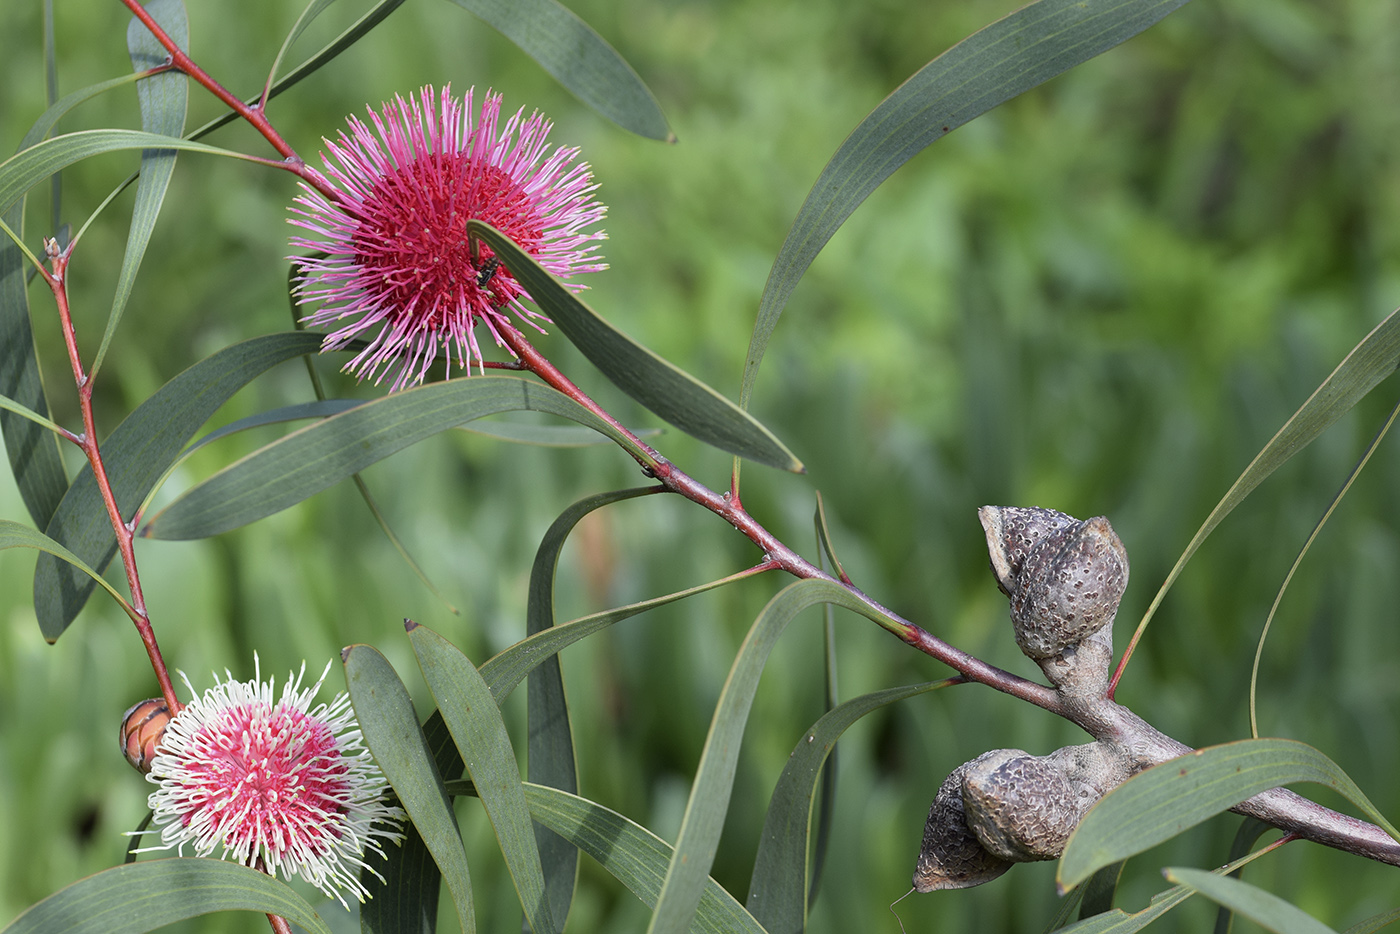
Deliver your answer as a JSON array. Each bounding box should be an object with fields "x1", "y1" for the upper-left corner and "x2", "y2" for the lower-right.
[
  {"x1": 977, "y1": 507, "x2": 1078, "y2": 599},
  {"x1": 980, "y1": 507, "x2": 1129, "y2": 660},
  {"x1": 912, "y1": 752, "x2": 1013, "y2": 892}
]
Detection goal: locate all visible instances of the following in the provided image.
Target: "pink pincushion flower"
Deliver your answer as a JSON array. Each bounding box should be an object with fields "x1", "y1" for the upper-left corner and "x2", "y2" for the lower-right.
[
  {"x1": 137, "y1": 658, "x2": 404, "y2": 906},
  {"x1": 290, "y1": 85, "x2": 607, "y2": 391}
]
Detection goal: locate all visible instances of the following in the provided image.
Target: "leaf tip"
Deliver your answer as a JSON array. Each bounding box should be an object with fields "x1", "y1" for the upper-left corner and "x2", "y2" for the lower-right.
[{"x1": 403, "y1": 617, "x2": 419, "y2": 632}]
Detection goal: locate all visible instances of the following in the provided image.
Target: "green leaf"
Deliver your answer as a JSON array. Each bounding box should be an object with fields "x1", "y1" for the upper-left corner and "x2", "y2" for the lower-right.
[
  {"x1": 740, "y1": 0, "x2": 1191, "y2": 409},
  {"x1": 524, "y1": 488, "x2": 661, "y2": 930},
  {"x1": 521, "y1": 784, "x2": 765, "y2": 934},
  {"x1": 1053, "y1": 885, "x2": 1195, "y2": 934},
  {"x1": 1343, "y1": 906, "x2": 1400, "y2": 934},
  {"x1": 0, "y1": 519, "x2": 133, "y2": 620},
  {"x1": 468, "y1": 222, "x2": 803, "y2": 473},
  {"x1": 746, "y1": 679, "x2": 954, "y2": 932},
  {"x1": 408, "y1": 624, "x2": 558, "y2": 934},
  {"x1": 1164, "y1": 867, "x2": 1338, "y2": 934},
  {"x1": 0, "y1": 389, "x2": 67, "y2": 436},
  {"x1": 1123, "y1": 306, "x2": 1400, "y2": 674},
  {"x1": 185, "y1": 399, "x2": 367, "y2": 454},
  {"x1": 141, "y1": 375, "x2": 631, "y2": 540},
  {"x1": 33, "y1": 331, "x2": 324, "y2": 639},
  {"x1": 0, "y1": 130, "x2": 246, "y2": 216},
  {"x1": 187, "y1": 0, "x2": 410, "y2": 142},
  {"x1": 442, "y1": 0, "x2": 671, "y2": 141},
  {"x1": 479, "y1": 562, "x2": 771, "y2": 704},
  {"x1": 0, "y1": 200, "x2": 68, "y2": 530},
  {"x1": 0, "y1": 857, "x2": 330, "y2": 934},
  {"x1": 1058, "y1": 739, "x2": 1400, "y2": 891},
  {"x1": 460, "y1": 416, "x2": 657, "y2": 447},
  {"x1": 343, "y1": 644, "x2": 476, "y2": 933},
  {"x1": 91, "y1": 0, "x2": 188, "y2": 380},
  {"x1": 650, "y1": 578, "x2": 893, "y2": 934}
]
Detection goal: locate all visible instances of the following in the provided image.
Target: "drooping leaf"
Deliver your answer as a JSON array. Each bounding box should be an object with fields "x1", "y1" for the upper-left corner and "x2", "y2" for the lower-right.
[
  {"x1": 0, "y1": 858, "x2": 330, "y2": 934},
  {"x1": 1058, "y1": 739, "x2": 1400, "y2": 891},
  {"x1": 1, "y1": 519, "x2": 133, "y2": 619},
  {"x1": 0, "y1": 130, "x2": 246, "y2": 216},
  {"x1": 1119, "y1": 306, "x2": 1400, "y2": 682},
  {"x1": 1165, "y1": 867, "x2": 1338, "y2": 934},
  {"x1": 740, "y1": 0, "x2": 1192, "y2": 409},
  {"x1": 521, "y1": 784, "x2": 765, "y2": 934},
  {"x1": 343, "y1": 644, "x2": 476, "y2": 933},
  {"x1": 141, "y1": 375, "x2": 633, "y2": 540},
  {"x1": 524, "y1": 487, "x2": 662, "y2": 930},
  {"x1": 442, "y1": 0, "x2": 671, "y2": 140},
  {"x1": 649, "y1": 579, "x2": 896, "y2": 934},
  {"x1": 468, "y1": 222, "x2": 803, "y2": 473},
  {"x1": 746, "y1": 679, "x2": 955, "y2": 933},
  {"x1": 33, "y1": 331, "x2": 324, "y2": 639},
  {"x1": 1213, "y1": 819, "x2": 1275, "y2": 934},
  {"x1": 408, "y1": 624, "x2": 558, "y2": 934},
  {"x1": 91, "y1": 0, "x2": 189, "y2": 378},
  {"x1": 479, "y1": 562, "x2": 773, "y2": 704},
  {"x1": 0, "y1": 390, "x2": 66, "y2": 436}
]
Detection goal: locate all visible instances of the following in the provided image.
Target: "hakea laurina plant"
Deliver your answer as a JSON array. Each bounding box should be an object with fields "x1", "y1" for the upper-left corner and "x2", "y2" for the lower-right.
[{"x1": 5, "y1": 1, "x2": 1400, "y2": 932}]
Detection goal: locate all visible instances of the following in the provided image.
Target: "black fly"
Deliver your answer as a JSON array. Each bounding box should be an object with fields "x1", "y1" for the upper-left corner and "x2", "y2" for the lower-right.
[{"x1": 476, "y1": 257, "x2": 500, "y2": 288}]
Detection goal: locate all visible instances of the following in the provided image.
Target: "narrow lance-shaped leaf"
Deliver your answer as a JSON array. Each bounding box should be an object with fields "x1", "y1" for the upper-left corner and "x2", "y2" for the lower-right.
[
  {"x1": 34, "y1": 331, "x2": 325, "y2": 639},
  {"x1": 741, "y1": 0, "x2": 1192, "y2": 409},
  {"x1": 1058, "y1": 739, "x2": 1400, "y2": 891},
  {"x1": 1164, "y1": 867, "x2": 1338, "y2": 934},
  {"x1": 524, "y1": 487, "x2": 662, "y2": 929},
  {"x1": 1, "y1": 520, "x2": 133, "y2": 617},
  {"x1": 89, "y1": 0, "x2": 189, "y2": 379},
  {"x1": 408, "y1": 623, "x2": 558, "y2": 934},
  {"x1": 521, "y1": 784, "x2": 766, "y2": 934},
  {"x1": 442, "y1": 0, "x2": 671, "y2": 141},
  {"x1": 343, "y1": 645, "x2": 476, "y2": 932},
  {"x1": 746, "y1": 679, "x2": 956, "y2": 932},
  {"x1": 141, "y1": 375, "x2": 637, "y2": 541},
  {"x1": 1120, "y1": 306, "x2": 1400, "y2": 678},
  {"x1": 0, "y1": 858, "x2": 331, "y2": 934},
  {"x1": 468, "y1": 222, "x2": 803, "y2": 473},
  {"x1": 649, "y1": 579, "x2": 900, "y2": 934}
]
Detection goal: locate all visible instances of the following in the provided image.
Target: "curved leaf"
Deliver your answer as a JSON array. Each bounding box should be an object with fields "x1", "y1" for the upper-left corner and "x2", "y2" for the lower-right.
[
  {"x1": 141, "y1": 375, "x2": 632, "y2": 540},
  {"x1": 0, "y1": 390, "x2": 66, "y2": 436},
  {"x1": 1120, "y1": 306, "x2": 1400, "y2": 681},
  {"x1": 1, "y1": 519, "x2": 132, "y2": 617},
  {"x1": 0, "y1": 130, "x2": 246, "y2": 216},
  {"x1": 442, "y1": 0, "x2": 671, "y2": 141},
  {"x1": 1165, "y1": 867, "x2": 1337, "y2": 934},
  {"x1": 523, "y1": 487, "x2": 662, "y2": 929},
  {"x1": 408, "y1": 624, "x2": 558, "y2": 934},
  {"x1": 521, "y1": 784, "x2": 765, "y2": 934},
  {"x1": 1059, "y1": 739, "x2": 1400, "y2": 891},
  {"x1": 1, "y1": 200, "x2": 68, "y2": 530},
  {"x1": 87, "y1": 0, "x2": 189, "y2": 380},
  {"x1": 0, "y1": 858, "x2": 330, "y2": 934},
  {"x1": 186, "y1": 399, "x2": 367, "y2": 454},
  {"x1": 468, "y1": 222, "x2": 803, "y2": 473},
  {"x1": 746, "y1": 679, "x2": 955, "y2": 932},
  {"x1": 344, "y1": 644, "x2": 476, "y2": 932},
  {"x1": 461, "y1": 416, "x2": 658, "y2": 447},
  {"x1": 649, "y1": 579, "x2": 893, "y2": 934},
  {"x1": 1343, "y1": 906, "x2": 1400, "y2": 934},
  {"x1": 33, "y1": 331, "x2": 324, "y2": 639},
  {"x1": 740, "y1": 0, "x2": 1191, "y2": 408}
]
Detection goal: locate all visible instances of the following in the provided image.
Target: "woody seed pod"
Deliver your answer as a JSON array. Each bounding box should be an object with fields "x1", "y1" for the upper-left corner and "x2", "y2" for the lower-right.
[
  {"x1": 978, "y1": 507, "x2": 1129, "y2": 662},
  {"x1": 119, "y1": 698, "x2": 170, "y2": 774},
  {"x1": 912, "y1": 752, "x2": 1013, "y2": 892}
]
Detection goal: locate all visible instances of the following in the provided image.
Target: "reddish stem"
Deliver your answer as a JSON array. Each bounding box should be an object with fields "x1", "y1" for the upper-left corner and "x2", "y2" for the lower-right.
[
  {"x1": 39, "y1": 243, "x2": 180, "y2": 714},
  {"x1": 498, "y1": 325, "x2": 1061, "y2": 714}
]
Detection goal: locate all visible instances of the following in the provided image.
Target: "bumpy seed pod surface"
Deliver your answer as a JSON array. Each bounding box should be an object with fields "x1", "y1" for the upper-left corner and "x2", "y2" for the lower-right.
[
  {"x1": 120, "y1": 698, "x2": 171, "y2": 774},
  {"x1": 913, "y1": 752, "x2": 1013, "y2": 892},
  {"x1": 981, "y1": 507, "x2": 1129, "y2": 660}
]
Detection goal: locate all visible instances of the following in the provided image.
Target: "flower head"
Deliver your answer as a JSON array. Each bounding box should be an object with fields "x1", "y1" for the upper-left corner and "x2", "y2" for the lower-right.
[
  {"x1": 137, "y1": 658, "x2": 404, "y2": 906},
  {"x1": 290, "y1": 85, "x2": 607, "y2": 390}
]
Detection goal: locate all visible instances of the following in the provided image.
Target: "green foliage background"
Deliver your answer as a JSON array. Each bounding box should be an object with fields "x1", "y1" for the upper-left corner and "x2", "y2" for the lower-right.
[{"x1": 2, "y1": 0, "x2": 1399, "y2": 930}]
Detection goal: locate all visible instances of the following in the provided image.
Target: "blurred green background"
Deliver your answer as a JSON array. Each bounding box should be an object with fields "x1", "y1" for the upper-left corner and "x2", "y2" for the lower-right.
[{"x1": 3, "y1": 0, "x2": 1400, "y2": 930}]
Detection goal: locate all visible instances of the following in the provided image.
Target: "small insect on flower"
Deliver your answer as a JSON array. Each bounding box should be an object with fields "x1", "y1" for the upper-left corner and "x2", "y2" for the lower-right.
[
  {"x1": 132, "y1": 657, "x2": 405, "y2": 907},
  {"x1": 289, "y1": 85, "x2": 607, "y2": 391}
]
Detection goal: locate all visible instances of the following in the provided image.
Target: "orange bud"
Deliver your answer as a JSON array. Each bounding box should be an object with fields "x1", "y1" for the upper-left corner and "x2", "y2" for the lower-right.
[{"x1": 120, "y1": 698, "x2": 171, "y2": 774}]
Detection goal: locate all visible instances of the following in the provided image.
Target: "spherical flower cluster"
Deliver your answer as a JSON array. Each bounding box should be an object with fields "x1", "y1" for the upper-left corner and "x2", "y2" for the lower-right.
[
  {"x1": 135, "y1": 659, "x2": 404, "y2": 906},
  {"x1": 289, "y1": 85, "x2": 607, "y2": 391}
]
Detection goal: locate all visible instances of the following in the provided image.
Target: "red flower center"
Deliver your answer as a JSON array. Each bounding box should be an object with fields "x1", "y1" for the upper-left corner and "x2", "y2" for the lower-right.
[{"x1": 351, "y1": 152, "x2": 545, "y2": 325}]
